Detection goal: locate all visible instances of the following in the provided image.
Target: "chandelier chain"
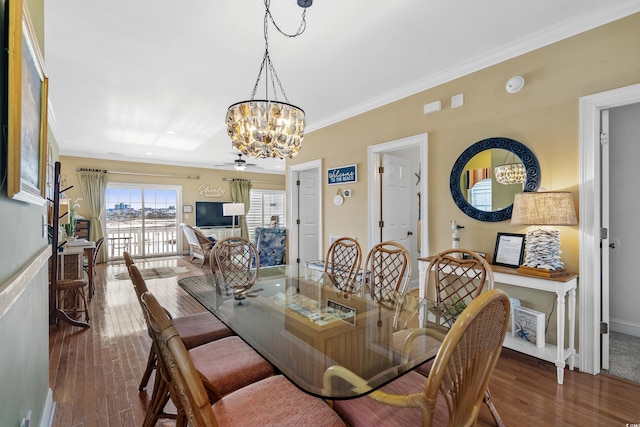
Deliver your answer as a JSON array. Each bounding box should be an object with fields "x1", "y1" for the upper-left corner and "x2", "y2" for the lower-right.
[
  {"x1": 249, "y1": 0, "x2": 307, "y2": 102},
  {"x1": 265, "y1": 0, "x2": 308, "y2": 39},
  {"x1": 226, "y1": 0, "x2": 309, "y2": 159}
]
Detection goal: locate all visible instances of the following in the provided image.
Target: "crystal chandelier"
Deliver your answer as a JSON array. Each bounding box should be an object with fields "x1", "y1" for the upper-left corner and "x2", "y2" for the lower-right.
[
  {"x1": 226, "y1": 0, "x2": 311, "y2": 159},
  {"x1": 494, "y1": 162, "x2": 526, "y2": 185}
]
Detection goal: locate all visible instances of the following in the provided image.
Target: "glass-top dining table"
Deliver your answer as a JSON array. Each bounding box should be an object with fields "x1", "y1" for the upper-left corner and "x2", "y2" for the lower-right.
[{"x1": 178, "y1": 265, "x2": 445, "y2": 400}]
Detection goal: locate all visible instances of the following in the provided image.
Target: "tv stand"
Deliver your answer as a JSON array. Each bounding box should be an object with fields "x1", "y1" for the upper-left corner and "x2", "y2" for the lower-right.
[{"x1": 197, "y1": 227, "x2": 240, "y2": 240}]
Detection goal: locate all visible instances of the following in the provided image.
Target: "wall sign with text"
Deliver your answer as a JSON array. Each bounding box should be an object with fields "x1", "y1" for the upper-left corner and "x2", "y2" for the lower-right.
[{"x1": 327, "y1": 164, "x2": 357, "y2": 185}]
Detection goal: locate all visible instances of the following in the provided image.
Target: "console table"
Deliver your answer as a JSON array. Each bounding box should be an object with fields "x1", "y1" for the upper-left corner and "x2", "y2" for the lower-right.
[{"x1": 418, "y1": 257, "x2": 577, "y2": 385}]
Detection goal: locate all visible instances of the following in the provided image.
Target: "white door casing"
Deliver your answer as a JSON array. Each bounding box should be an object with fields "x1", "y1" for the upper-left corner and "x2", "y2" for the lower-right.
[{"x1": 579, "y1": 82, "x2": 640, "y2": 375}]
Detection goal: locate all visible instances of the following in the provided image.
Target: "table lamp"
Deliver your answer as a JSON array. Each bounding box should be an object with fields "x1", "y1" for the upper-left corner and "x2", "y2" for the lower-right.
[
  {"x1": 511, "y1": 191, "x2": 577, "y2": 277},
  {"x1": 223, "y1": 202, "x2": 245, "y2": 235}
]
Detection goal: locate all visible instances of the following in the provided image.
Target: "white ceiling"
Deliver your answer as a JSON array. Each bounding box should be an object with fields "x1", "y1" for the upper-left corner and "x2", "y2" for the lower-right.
[{"x1": 44, "y1": 0, "x2": 640, "y2": 174}]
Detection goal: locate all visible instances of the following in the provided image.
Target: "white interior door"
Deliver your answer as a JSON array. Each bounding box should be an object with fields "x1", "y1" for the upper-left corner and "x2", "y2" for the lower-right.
[
  {"x1": 298, "y1": 170, "x2": 320, "y2": 264},
  {"x1": 381, "y1": 153, "x2": 411, "y2": 248},
  {"x1": 578, "y1": 83, "x2": 640, "y2": 375},
  {"x1": 602, "y1": 103, "x2": 640, "y2": 371},
  {"x1": 601, "y1": 109, "x2": 611, "y2": 370},
  {"x1": 607, "y1": 103, "x2": 640, "y2": 358}
]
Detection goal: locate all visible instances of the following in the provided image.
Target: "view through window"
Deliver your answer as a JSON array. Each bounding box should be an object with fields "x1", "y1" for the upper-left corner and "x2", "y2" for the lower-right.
[{"x1": 105, "y1": 184, "x2": 181, "y2": 258}]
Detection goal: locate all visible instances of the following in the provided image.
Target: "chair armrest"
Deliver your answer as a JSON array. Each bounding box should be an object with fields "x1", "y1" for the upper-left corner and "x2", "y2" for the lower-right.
[
  {"x1": 322, "y1": 365, "x2": 423, "y2": 408},
  {"x1": 193, "y1": 229, "x2": 213, "y2": 245},
  {"x1": 400, "y1": 327, "x2": 447, "y2": 364}
]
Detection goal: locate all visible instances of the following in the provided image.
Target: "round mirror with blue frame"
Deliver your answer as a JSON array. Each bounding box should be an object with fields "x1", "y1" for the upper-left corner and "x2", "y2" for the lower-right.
[{"x1": 450, "y1": 137, "x2": 540, "y2": 222}]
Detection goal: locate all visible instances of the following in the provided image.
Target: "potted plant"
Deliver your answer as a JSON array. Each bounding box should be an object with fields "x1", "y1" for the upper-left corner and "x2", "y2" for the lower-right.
[{"x1": 63, "y1": 198, "x2": 82, "y2": 238}]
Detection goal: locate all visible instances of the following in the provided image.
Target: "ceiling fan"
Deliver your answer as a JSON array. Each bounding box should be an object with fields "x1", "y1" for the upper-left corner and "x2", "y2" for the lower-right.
[{"x1": 215, "y1": 153, "x2": 261, "y2": 171}]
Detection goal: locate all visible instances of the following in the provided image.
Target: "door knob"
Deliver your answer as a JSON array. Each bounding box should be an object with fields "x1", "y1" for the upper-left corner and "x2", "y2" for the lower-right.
[
  {"x1": 609, "y1": 242, "x2": 617, "y2": 249},
  {"x1": 609, "y1": 239, "x2": 620, "y2": 249}
]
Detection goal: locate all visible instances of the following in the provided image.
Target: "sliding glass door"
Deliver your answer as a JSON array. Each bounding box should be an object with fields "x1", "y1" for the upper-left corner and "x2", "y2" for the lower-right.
[{"x1": 105, "y1": 184, "x2": 181, "y2": 258}]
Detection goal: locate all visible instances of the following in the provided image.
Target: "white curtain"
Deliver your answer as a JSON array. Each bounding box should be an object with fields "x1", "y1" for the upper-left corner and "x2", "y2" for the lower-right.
[{"x1": 78, "y1": 170, "x2": 109, "y2": 263}]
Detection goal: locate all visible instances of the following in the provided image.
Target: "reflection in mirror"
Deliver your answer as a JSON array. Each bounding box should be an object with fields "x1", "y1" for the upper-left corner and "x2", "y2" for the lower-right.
[
  {"x1": 461, "y1": 149, "x2": 523, "y2": 211},
  {"x1": 450, "y1": 137, "x2": 540, "y2": 222},
  {"x1": 470, "y1": 179, "x2": 492, "y2": 210}
]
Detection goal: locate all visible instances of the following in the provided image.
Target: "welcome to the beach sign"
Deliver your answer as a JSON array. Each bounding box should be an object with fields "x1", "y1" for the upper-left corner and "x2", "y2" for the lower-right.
[{"x1": 327, "y1": 164, "x2": 357, "y2": 185}]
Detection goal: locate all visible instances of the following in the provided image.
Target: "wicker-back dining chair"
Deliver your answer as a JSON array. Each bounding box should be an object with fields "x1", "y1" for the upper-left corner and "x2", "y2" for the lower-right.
[
  {"x1": 127, "y1": 261, "x2": 234, "y2": 426},
  {"x1": 324, "y1": 237, "x2": 363, "y2": 294},
  {"x1": 84, "y1": 236, "x2": 105, "y2": 276},
  {"x1": 363, "y1": 241, "x2": 412, "y2": 305},
  {"x1": 140, "y1": 291, "x2": 347, "y2": 427},
  {"x1": 422, "y1": 248, "x2": 504, "y2": 427},
  {"x1": 427, "y1": 248, "x2": 493, "y2": 327},
  {"x1": 210, "y1": 237, "x2": 259, "y2": 302},
  {"x1": 330, "y1": 289, "x2": 510, "y2": 427}
]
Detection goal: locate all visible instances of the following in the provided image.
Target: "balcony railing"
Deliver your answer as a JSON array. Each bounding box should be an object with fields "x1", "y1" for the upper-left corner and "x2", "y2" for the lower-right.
[{"x1": 106, "y1": 228, "x2": 178, "y2": 258}]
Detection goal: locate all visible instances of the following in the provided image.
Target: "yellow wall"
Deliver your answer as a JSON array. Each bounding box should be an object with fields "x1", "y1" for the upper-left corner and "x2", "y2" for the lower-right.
[{"x1": 289, "y1": 13, "x2": 640, "y2": 275}]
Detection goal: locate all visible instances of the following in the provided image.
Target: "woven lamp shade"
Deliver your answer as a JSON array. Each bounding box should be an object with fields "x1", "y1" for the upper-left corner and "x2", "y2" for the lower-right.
[{"x1": 511, "y1": 192, "x2": 577, "y2": 226}]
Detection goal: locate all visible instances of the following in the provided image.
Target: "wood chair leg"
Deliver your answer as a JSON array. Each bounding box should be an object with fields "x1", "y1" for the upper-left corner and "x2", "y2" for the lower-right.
[
  {"x1": 484, "y1": 387, "x2": 505, "y2": 427},
  {"x1": 79, "y1": 287, "x2": 90, "y2": 321},
  {"x1": 143, "y1": 369, "x2": 175, "y2": 427},
  {"x1": 139, "y1": 346, "x2": 157, "y2": 391}
]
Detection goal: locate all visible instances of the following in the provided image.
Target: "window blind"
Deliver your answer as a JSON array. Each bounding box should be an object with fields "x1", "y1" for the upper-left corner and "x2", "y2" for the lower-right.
[{"x1": 246, "y1": 190, "x2": 286, "y2": 241}]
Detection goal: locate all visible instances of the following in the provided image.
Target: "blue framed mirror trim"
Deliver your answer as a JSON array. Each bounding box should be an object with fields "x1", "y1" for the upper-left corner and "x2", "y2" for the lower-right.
[{"x1": 450, "y1": 137, "x2": 540, "y2": 222}]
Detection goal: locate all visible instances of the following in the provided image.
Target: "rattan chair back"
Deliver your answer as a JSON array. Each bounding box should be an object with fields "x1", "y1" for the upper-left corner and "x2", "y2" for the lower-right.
[
  {"x1": 140, "y1": 291, "x2": 218, "y2": 427},
  {"x1": 123, "y1": 250, "x2": 134, "y2": 268},
  {"x1": 210, "y1": 237, "x2": 259, "y2": 298},
  {"x1": 364, "y1": 241, "x2": 412, "y2": 306},
  {"x1": 324, "y1": 237, "x2": 362, "y2": 294},
  {"x1": 427, "y1": 248, "x2": 494, "y2": 326},
  {"x1": 424, "y1": 289, "x2": 509, "y2": 426}
]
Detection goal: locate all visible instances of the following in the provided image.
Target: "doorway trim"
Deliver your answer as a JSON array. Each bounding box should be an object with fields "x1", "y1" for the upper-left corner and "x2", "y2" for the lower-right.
[
  {"x1": 579, "y1": 82, "x2": 640, "y2": 375},
  {"x1": 287, "y1": 159, "x2": 323, "y2": 265},
  {"x1": 367, "y1": 133, "x2": 429, "y2": 256}
]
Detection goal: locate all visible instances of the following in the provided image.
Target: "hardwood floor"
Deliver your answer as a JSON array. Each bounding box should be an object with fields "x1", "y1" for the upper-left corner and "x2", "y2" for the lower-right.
[{"x1": 49, "y1": 256, "x2": 640, "y2": 426}]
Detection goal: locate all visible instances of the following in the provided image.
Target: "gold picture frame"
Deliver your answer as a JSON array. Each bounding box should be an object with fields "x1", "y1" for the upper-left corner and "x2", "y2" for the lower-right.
[{"x1": 7, "y1": 0, "x2": 49, "y2": 205}]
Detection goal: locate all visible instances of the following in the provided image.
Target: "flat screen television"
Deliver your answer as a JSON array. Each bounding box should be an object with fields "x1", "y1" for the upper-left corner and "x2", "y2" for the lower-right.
[{"x1": 195, "y1": 201, "x2": 233, "y2": 228}]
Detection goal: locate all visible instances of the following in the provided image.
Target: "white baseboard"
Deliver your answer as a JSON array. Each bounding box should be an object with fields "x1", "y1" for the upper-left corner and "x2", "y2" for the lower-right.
[
  {"x1": 40, "y1": 389, "x2": 55, "y2": 427},
  {"x1": 610, "y1": 318, "x2": 640, "y2": 337}
]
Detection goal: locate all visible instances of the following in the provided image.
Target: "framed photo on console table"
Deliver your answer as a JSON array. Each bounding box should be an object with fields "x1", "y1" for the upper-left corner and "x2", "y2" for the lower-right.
[
  {"x1": 492, "y1": 232, "x2": 525, "y2": 268},
  {"x1": 512, "y1": 306, "x2": 545, "y2": 348}
]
